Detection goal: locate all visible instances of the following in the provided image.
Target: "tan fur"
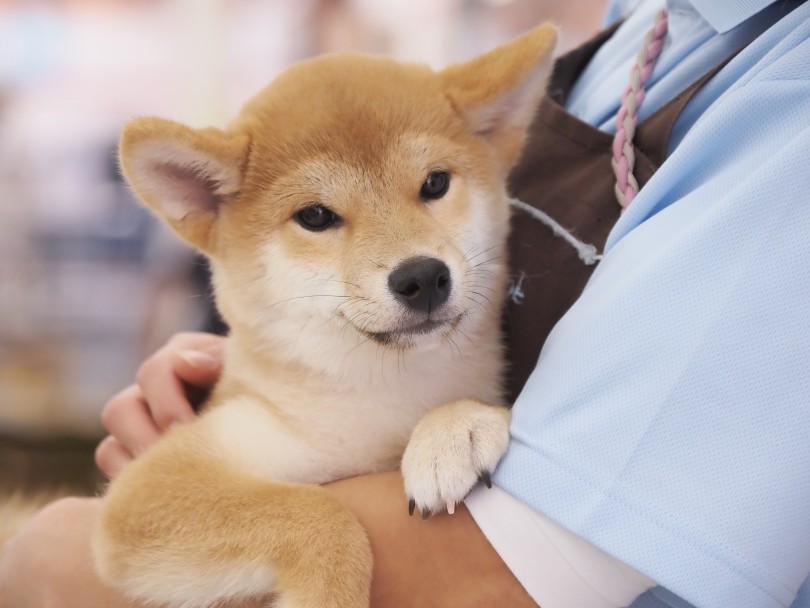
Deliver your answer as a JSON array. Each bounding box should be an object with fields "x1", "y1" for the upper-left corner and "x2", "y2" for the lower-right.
[{"x1": 96, "y1": 24, "x2": 557, "y2": 608}]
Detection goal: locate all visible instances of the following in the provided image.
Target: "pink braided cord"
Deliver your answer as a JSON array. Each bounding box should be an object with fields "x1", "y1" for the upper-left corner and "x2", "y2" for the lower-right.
[{"x1": 612, "y1": 9, "x2": 668, "y2": 209}]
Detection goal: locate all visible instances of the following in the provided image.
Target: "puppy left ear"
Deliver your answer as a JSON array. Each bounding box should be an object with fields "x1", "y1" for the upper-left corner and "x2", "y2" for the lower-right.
[{"x1": 440, "y1": 24, "x2": 557, "y2": 168}]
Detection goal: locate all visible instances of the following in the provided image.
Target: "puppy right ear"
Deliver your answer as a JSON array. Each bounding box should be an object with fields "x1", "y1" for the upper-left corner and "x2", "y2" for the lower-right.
[{"x1": 119, "y1": 117, "x2": 250, "y2": 254}]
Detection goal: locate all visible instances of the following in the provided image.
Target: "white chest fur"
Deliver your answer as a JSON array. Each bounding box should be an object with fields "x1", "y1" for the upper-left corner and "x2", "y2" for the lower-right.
[{"x1": 203, "y1": 314, "x2": 504, "y2": 485}]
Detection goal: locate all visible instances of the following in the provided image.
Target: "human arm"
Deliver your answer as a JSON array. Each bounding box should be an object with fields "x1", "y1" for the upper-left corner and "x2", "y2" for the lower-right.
[
  {"x1": 1, "y1": 331, "x2": 535, "y2": 608},
  {"x1": 0, "y1": 477, "x2": 535, "y2": 608},
  {"x1": 0, "y1": 498, "x2": 141, "y2": 608}
]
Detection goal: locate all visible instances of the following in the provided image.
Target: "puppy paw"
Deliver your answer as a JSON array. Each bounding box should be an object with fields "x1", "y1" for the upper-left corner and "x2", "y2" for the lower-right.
[{"x1": 401, "y1": 400, "x2": 510, "y2": 518}]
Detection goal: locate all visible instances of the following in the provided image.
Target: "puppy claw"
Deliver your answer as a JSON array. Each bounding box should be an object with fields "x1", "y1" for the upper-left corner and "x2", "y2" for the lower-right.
[
  {"x1": 421, "y1": 509, "x2": 431, "y2": 521},
  {"x1": 408, "y1": 498, "x2": 416, "y2": 517},
  {"x1": 402, "y1": 400, "x2": 511, "y2": 518}
]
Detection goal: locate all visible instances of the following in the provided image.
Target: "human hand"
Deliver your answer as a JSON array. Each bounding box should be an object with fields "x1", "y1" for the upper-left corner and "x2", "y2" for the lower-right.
[{"x1": 95, "y1": 332, "x2": 225, "y2": 477}]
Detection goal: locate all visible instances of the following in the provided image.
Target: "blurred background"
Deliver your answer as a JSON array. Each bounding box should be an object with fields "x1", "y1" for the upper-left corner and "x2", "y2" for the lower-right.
[{"x1": 0, "y1": 0, "x2": 606, "y2": 493}]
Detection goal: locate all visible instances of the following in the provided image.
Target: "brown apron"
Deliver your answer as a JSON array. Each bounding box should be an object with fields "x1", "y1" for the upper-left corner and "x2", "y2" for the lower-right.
[{"x1": 503, "y1": 25, "x2": 737, "y2": 403}]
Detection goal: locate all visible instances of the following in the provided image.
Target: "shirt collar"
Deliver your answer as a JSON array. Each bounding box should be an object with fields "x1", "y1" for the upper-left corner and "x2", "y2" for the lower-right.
[{"x1": 682, "y1": 0, "x2": 780, "y2": 33}]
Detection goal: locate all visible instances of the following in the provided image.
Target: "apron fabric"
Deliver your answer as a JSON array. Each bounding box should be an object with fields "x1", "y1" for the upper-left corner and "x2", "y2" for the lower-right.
[{"x1": 502, "y1": 24, "x2": 738, "y2": 403}]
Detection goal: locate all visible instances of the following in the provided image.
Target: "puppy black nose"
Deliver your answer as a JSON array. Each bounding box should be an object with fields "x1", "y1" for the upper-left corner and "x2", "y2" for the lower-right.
[{"x1": 388, "y1": 257, "x2": 451, "y2": 313}]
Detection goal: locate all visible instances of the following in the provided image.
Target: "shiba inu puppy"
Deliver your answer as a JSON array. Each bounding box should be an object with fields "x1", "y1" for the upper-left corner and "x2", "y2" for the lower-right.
[{"x1": 93, "y1": 24, "x2": 557, "y2": 608}]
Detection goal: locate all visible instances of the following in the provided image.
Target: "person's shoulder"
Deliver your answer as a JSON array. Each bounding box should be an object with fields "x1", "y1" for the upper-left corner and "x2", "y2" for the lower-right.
[
  {"x1": 740, "y1": 5, "x2": 810, "y2": 85},
  {"x1": 749, "y1": 34, "x2": 810, "y2": 84},
  {"x1": 685, "y1": 4, "x2": 810, "y2": 135}
]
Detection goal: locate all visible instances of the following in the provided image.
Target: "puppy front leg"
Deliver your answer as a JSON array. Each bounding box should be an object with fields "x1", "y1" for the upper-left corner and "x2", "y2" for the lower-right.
[
  {"x1": 93, "y1": 416, "x2": 372, "y2": 608},
  {"x1": 401, "y1": 400, "x2": 511, "y2": 517}
]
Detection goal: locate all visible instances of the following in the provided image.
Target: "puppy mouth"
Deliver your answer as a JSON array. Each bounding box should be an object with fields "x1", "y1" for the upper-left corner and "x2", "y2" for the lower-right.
[{"x1": 361, "y1": 316, "x2": 462, "y2": 346}]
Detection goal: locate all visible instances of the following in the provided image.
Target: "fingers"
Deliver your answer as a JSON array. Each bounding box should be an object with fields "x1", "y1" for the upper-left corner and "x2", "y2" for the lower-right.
[
  {"x1": 172, "y1": 336, "x2": 225, "y2": 387},
  {"x1": 136, "y1": 333, "x2": 224, "y2": 431},
  {"x1": 95, "y1": 436, "x2": 134, "y2": 479},
  {"x1": 96, "y1": 332, "x2": 225, "y2": 477},
  {"x1": 97, "y1": 384, "x2": 162, "y2": 478},
  {"x1": 101, "y1": 385, "x2": 161, "y2": 453}
]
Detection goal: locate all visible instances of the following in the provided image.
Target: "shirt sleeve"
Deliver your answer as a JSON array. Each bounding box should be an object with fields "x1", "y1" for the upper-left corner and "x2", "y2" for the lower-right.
[{"x1": 493, "y1": 30, "x2": 810, "y2": 608}]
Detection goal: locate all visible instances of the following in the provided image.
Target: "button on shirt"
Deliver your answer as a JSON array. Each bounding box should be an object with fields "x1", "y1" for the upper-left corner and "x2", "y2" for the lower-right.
[{"x1": 493, "y1": 1, "x2": 810, "y2": 607}]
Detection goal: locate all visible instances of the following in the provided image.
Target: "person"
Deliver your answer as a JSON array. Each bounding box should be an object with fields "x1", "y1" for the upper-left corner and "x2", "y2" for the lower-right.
[{"x1": 2, "y1": 0, "x2": 809, "y2": 606}]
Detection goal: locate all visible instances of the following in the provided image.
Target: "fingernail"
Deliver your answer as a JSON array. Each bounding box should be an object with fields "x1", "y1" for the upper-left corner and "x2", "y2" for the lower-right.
[{"x1": 177, "y1": 350, "x2": 219, "y2": 369}]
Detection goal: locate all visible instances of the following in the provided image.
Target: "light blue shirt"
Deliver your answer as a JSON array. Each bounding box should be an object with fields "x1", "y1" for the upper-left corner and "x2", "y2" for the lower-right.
[{"x1": 494, "y1": 1, "x2": 810, "y2": 607}]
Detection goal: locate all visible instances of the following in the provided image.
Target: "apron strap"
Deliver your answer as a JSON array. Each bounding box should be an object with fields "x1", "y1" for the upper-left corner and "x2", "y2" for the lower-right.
[{"x1": 636, "y1": 50, "x2": 746, "y2": 167}]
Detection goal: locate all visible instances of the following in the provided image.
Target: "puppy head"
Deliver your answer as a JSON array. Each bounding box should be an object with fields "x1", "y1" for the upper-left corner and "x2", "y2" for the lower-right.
[{"x1": 120, "y1": 25, "x2": 556, "y2": 353}]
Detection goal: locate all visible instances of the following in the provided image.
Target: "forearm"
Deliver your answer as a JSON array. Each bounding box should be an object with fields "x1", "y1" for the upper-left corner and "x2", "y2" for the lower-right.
[
  {"x1": 0, "y1": 498, "x2": 263, "y2": 608},
  {"x1": 325, "y1": 471, "x2": 537, "y2": 608},
  {"x1": 0, "y1": 473, "x2": 537, "y2": 608},
  {"x1": 0, "y1": 498, "x2": 137, "y2": 608}
]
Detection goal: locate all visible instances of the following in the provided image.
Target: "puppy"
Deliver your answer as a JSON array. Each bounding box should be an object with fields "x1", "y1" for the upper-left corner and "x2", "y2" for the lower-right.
[{"x1": 94, "y1": 24, "x2": 557, "y2": 608}]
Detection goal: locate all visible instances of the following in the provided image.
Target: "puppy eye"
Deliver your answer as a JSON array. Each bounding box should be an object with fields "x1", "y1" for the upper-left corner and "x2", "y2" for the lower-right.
[
  {"x1": 419, "y1": 171, "x2": 450, "y2": 201},
  {"x1": 294, "y1": 204, "x2": 339, "y2": 232}
]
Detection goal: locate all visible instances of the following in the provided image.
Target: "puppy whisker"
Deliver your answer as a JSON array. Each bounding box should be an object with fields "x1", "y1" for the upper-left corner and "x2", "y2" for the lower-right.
[
  {"x1": 464, "y1": 294, "x2": 488, "y2": 312},
  {"x1": 436, "y1": 230, "x2": 468, "y2": 254},
  {"x1": 464, "y1": 268, "x2": 496, "y2": 278},
  {"x1": 365, "y1": 256, "x2": 388, "y2": 270},
  {"x1": 470, "y1": 256, "x2": 503, "y2": 269},
  {"x1": 465, "y1": 282, "x2": 496, "y2": 294},
  {"x1": 322, "y1": 279, "x2": 361, "y2": 288},
  {"x1": 262, "y1": 293, "x2": 351, "y2": 312},
  {"x1": 454, "y1": 326, "x2": 475, "y2": 347},
  {"x1": 464, "y1": 242, "x2": 502, "y2": 263}
]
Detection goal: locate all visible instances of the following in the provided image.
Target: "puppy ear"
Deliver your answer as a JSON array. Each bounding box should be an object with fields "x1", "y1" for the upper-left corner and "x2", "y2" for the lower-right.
[
  {"x1": 440, "y1": 24, "x2": 557, "y2": 168},
  {"x1": 119, "y1": 117, "x2": 250, "y2": 254}
]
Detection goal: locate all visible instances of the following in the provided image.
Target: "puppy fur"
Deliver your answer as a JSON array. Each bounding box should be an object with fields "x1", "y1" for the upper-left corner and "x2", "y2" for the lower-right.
[{"x1": 95, "y1": 25, "x2": 557, "y2": 608}]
